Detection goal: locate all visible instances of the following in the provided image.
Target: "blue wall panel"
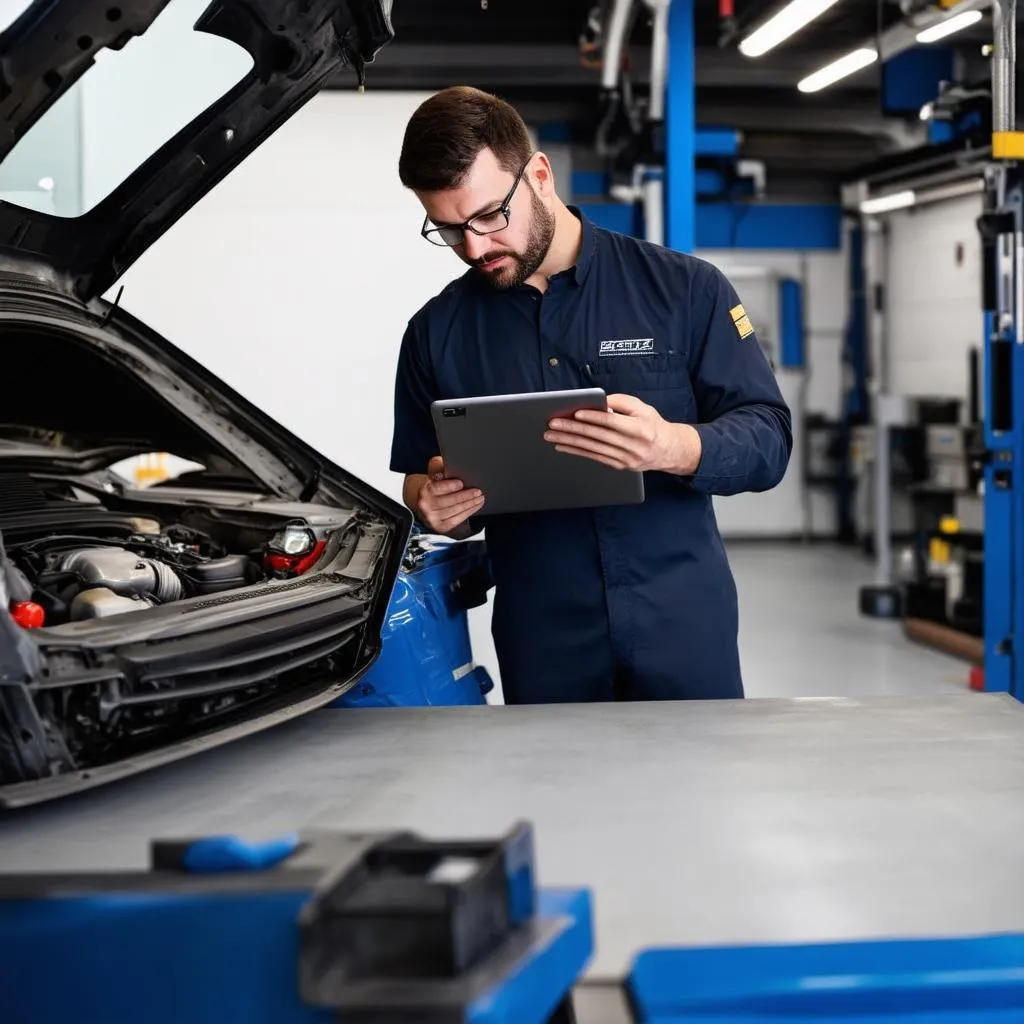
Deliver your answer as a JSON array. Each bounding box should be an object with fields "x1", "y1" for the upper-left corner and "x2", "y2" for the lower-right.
[
  {"x1": 882, "y1": 46, "x2": 954, "y2": 117},
  {"x1": 577, "y1": 202, "x2": 840, "y2": 251},
  {"x1": 695, "y1": 203, "x2": 841, "y2": 250},
  {"x1": 571, "y1": 170, "x2": 608, "y2": 198},
  {"x1": 575, "y1": 202, "x2": 638, "y2": 236},
  {"x1": 779, "y1": 278, "x2": 806, "y2": 368}
]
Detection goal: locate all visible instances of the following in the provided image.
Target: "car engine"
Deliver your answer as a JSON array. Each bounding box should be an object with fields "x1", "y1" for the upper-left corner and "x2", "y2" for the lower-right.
[
  {"x1": 10, "y1": 531, "x2": 258, "y2": 625},
  {"x1": 1, "y1": 473, "x2": 353, "y2": 630}
]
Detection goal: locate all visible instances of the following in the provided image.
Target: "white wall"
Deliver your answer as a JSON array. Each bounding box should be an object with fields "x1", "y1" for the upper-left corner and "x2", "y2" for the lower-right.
[
  {"x1": 884, "y1": 192, "x2": 983, "y2": 407},
  {"x1": 698, "y1": 249, "x2": 847, "y2": 538}
]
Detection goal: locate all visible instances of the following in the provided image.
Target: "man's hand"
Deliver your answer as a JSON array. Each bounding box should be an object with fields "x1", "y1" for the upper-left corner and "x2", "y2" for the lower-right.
[
  {"x1": 406, "y1": 456, "x2": 485, "y2": 536},
  {"x1": 544, "y1": 394, "x2": 702, "y2": 476}
]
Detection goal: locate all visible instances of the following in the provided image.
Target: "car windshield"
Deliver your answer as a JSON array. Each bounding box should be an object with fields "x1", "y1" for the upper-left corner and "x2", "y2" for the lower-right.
[{"x1": 0, "y1": 0, "x2": 254, "y2": 218}]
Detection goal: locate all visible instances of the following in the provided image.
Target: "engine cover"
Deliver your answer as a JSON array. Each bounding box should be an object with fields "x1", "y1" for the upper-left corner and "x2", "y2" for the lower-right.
[{"x1": 61, "y1": 548, "x2": 183, "y2": 603}]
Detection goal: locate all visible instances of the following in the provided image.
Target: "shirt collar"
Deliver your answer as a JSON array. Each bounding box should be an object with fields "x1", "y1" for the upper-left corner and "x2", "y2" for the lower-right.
[{"x1": 568, "y1": 205, "x2": 597, "y2": 286}]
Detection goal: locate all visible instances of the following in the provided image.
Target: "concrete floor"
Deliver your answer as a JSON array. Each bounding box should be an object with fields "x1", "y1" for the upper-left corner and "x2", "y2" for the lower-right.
[
  {"x1": 732, "y1": 543, "x2": 968, "y2": 699},
  {"x1": 470, "y1": 543, "x2": 969, "y2": 703}
]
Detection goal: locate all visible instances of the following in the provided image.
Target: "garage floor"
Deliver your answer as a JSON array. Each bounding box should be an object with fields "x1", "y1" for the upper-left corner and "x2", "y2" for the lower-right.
[
  {"x1": 472, "y1": 543, "x2": 970, "y2": 703},
  {"x1": 732, "y1": 543, "x2": 968, "y2": 699}
]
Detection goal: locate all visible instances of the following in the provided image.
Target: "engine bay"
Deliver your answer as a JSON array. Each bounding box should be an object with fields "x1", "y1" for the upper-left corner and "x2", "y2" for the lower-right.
[
  {"x1": 0, "y1": 469, "x2": 388, "y2": 793},
  {"x1": 1, "y1": 473, "x2": 357, "y2": 631}
]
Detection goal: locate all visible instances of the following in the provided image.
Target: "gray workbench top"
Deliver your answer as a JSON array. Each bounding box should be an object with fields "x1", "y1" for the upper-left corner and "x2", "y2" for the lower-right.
[{"x1": 2, "y1": 693, "x2": 1023, "y2": 978}]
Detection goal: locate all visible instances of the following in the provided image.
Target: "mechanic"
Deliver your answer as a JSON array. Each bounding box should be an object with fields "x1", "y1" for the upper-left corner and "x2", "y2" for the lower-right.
[{"x1": 390, "y1": 86, "x2": 792, "y2": 704}]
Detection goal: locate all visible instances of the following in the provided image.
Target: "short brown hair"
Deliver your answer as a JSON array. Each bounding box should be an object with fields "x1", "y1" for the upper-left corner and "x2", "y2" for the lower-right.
[{"x1": 398, "y1": 86, "x2": 532, "y2": 192}]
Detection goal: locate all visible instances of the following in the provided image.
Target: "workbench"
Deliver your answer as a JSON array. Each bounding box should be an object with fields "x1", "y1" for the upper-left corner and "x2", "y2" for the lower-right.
[{"x1": 2, "y1": 693, "x2": 1023, "y2": 983}]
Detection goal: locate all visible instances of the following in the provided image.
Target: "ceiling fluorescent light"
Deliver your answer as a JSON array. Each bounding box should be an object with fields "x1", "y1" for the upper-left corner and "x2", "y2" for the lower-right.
[
  {"x1": 798, "y1": 47, "x2": 878, "y2": 92},
  {"x1": 916, "y1": 9, "x2": 984, "y2": 44},
  {"x1": 739, "y1": 0, "x2": 843, "y2": 58},
  {"x1": 860, "y1": 191, "x2": 916, "y2": 215}
]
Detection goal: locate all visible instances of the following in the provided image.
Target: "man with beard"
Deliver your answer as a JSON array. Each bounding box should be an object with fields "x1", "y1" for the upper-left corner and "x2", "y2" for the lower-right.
[{"x1": 390, "y1": 86, "x2": 792, "y2": 704}]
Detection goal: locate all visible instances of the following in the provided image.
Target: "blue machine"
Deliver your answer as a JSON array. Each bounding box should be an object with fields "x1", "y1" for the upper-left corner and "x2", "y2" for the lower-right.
[
  {"x1": 0, "y1": 823, "x2": 591, "y2": 1024},
  {"x1": 3, "y1": 820, "x2": 1024, "y2": 1023},
  {"x1": 332, "y1": 532, "x2": 494, "y2": 708}
]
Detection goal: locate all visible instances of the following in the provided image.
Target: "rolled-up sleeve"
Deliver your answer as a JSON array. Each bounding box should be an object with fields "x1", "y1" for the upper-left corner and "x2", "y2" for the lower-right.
[
  {"x1": 686, "y1": 264, "x2": 793, "y2": 496},
  {"x1": 389, "y1": 318, "x2": 438, "y2": 476}
]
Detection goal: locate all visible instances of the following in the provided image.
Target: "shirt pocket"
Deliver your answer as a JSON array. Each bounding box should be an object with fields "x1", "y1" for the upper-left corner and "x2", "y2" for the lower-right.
[{"x1": 586, "y1": 353, "x2": 697, "y2": 423}]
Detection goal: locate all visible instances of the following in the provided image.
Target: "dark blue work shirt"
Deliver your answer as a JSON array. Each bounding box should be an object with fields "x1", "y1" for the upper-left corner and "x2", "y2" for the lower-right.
[{"x1": 390, "y1": 211, "x2": 792, "y2": 703}]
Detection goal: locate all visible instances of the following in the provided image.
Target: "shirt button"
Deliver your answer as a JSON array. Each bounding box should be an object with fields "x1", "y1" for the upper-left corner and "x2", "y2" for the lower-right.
[{"x1": 549, "y1": 357, "x2": 559, "y2": 367}]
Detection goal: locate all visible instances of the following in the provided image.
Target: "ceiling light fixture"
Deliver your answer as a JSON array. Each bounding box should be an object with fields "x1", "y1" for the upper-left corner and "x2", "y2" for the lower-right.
[
  {"x1": 858, "y1": 179, "x2": 984, "y2": 217},
  {"x1": 739, "y1": 0, "x2": 844, "y2": 58},
  {"x1": 916, "y1": 8, "x2": 984, "y2": 44},
  {"x1": 797, "y1": 47, "x2": 878, "y2": 93},
  {"x1": 859, "y1": 190, "x2": 916, "y2": 215}
]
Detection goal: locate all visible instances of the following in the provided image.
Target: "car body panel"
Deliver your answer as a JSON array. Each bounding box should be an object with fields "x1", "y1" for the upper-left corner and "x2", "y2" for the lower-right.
[
  {"x1": 0, "y1": 0, "x2": 413, "y2": 806},
  {"x1": 0, "y1": 0, "x2": 393, "y2": 301}
]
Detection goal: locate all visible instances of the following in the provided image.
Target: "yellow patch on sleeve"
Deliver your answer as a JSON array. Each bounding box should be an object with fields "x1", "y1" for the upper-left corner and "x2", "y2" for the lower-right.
[
  {"x1": 734, "y1": 313, "x2": 755, "y2": 339},
  {"x1": 729, "y1": 303, "x2": 746, "y2": 322}
]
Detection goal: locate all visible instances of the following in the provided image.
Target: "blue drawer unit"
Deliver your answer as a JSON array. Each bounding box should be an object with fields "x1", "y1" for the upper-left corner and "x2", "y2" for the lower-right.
[{"x1": 332, "y1": 532, "x2": 494, "y2": 708}]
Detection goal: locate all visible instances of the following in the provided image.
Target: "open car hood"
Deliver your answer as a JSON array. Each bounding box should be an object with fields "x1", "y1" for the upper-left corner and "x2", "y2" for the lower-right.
[{"x1": 0, "y1": 0, "x2": 393, "y2": 302}]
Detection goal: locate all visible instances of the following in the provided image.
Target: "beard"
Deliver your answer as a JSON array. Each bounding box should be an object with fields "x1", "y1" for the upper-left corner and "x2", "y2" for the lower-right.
[{"x1": 472, "y1": 187, "x2": 555, "y2": 290}]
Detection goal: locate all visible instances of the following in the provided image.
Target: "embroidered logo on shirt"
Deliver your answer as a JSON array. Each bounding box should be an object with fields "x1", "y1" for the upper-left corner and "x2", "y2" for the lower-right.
[
  {"x1": 598, "y1": 337, "x2": 655, "y2": 357},
  {"x1": 729, "y1": 304, "x2": 755, "y2": 340}
]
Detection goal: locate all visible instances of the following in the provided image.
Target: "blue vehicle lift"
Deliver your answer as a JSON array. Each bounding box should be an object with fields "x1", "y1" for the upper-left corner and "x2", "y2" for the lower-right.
[{"x1": 981, "y1": 0, "x2": 1023, "y2": 700}]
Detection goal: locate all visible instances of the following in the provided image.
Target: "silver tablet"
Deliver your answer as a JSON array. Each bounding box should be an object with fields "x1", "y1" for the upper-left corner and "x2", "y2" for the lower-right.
[{"x1": 431, "y1": 388, "x2": 646, "y2": 516}]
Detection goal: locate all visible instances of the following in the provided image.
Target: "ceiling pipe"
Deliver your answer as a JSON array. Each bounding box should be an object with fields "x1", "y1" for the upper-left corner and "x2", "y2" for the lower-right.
[
  {"x1": 601, "y1": 0, "x2": 637, "y2": 91},
  {"x1": 991, "y1": 0, "x2": 1016, "y2": 135}
]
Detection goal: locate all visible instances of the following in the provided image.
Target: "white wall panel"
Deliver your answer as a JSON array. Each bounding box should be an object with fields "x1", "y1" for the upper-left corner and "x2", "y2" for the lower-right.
[
  {"x1": 699, "y1": 250, "x2": 847, "y2": 538},
  {"x1": 885, "y1": 193, "x2": 983, "y2": 409}
]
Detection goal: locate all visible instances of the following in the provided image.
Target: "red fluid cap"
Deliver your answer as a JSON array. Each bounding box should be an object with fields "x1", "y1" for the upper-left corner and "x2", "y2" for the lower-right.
[{"x1": 11, "y1": 601, "x2": 45, "y2": 628}]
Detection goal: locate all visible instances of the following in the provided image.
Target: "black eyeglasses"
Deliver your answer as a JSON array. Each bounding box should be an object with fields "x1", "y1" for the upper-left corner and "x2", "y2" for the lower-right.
[{"x1": 420, "y1": 158, "x2": 531, "y2": 247}]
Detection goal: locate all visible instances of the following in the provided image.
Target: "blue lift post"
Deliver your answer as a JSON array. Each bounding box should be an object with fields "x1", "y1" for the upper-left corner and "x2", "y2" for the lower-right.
[
  {"x1": 665, "y1": 0, "x2": 694, "y2": 254},
  {"x1": 981, "y1": 0, "x2": 1022, "y2": 700}
]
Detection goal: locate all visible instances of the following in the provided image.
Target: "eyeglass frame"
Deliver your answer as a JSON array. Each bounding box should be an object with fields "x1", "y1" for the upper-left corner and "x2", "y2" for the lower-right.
[{"x1": 419, "y1": 155, "x2": 533, "y2": 247}]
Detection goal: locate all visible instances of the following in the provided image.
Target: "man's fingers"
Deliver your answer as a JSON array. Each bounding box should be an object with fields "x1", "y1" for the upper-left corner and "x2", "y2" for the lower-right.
[
  {"x1": 431, "y1": 494, "x2": 485, "y2": 528},
  {"x1": 545, "y1": 423, "x2": 644, "y2": 457},
  {"x1": 553, "y1": 435, "x2": 633, "y2": 465},
  {"x1": 605, "y1": 393, "x2": 647, "y2": 415},
  {"x1": 554, "y1": 444, "x2": 628, "y2": 470},
  {"x1": 550, "y1": 409, "x2": 649, "y2": 443},
  {"x1": 424, "y1": 486, "x2": 484, "y2": 515},
  {"x1": 426, "y1": 477, "x2": 469, "y2": 497},
  {"x1": 436, "y1": 490, "x2": 485, "y2": 514}
]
